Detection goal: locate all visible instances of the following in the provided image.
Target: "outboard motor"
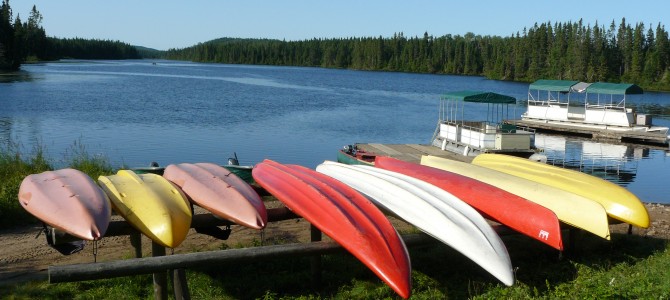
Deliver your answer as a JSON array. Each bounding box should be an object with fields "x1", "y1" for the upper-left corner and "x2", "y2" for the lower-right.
[{"x1": 228, "y1": 152, "x2": 240, "y2": 166}]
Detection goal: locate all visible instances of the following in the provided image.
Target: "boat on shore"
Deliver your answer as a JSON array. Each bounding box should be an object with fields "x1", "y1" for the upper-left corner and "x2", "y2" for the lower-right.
[
  {"x1": 511, "y1": 80, "x2": 669, "y2": 146},
  {"x1": 431, "y1": 91, "x2": 539, "y2": 157}
]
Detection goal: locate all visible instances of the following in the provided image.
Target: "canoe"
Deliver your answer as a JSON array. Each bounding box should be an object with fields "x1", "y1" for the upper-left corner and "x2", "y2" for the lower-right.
[
  {"x1": 471, "y1": 153, "x2": 650, "y2": 228},
  {"x1": 18, "y1": 168, "x2": 111, "y2": 240},
  {"x1": 252, "y1": 160, "x2": 411, "y2": 298},
  {"x1": 163, "y1": 162, "x2": 267, "y2": 229},
  {"x1": 316, "y1": 161, "x2": 514, "y2": 286},
  {"x1": 421, "y1": 155, "x2": 611, "y2": 240},
  {"x1": 98, "y1": 170, "x2": 192, "y2": 248},
  {"x1": 375, "y1": 156, "x2": 563, "y2": 250},
  {"x1": 337, "y1": 144, "x2": 375, "y2": 166}
]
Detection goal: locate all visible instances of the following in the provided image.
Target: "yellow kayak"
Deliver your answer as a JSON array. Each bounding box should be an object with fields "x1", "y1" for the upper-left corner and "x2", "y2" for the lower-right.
[
  {"x1": 98, "y1": 170, "x2": 192, "y2": 248},
  {"x1": 421, "y1": 155, "x2": 611, "y2": 240},
  {"x1": 472, "y1": 154, "x2": 649, "y2": 228}
]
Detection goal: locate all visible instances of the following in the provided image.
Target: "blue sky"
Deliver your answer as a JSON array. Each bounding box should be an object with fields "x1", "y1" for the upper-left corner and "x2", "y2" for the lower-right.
[{"x1": 9, "y1": 0, "x2": 670, "y2": 51}]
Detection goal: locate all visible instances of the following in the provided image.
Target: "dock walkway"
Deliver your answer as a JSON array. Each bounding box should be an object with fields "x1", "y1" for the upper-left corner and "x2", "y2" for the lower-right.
[
  {"x1": 507, "y1": 119, "x2": 669, "y2": 146},
  {"x1": 355, "y1": 143, "x2": 473, "y2": 163}
]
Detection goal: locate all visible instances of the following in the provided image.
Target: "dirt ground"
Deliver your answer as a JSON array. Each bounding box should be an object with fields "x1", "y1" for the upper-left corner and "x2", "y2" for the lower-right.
[{"x1": 0, "y1": 201, "x2": 669, "y2": 287}]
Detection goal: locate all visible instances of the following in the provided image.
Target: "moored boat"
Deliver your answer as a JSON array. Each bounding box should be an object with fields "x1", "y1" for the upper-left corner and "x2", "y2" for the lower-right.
[{"x1": 337, "y1": 144, "x2": 375, "y2": 165}]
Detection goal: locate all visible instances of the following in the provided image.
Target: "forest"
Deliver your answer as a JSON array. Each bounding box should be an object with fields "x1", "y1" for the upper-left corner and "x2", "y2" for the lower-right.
[
  {"x1": 165, "y1": 20, "x2": 670, "y2": 91},
  {"x1": 0, "y1": 1, "x2": 139, "y2": 71}
]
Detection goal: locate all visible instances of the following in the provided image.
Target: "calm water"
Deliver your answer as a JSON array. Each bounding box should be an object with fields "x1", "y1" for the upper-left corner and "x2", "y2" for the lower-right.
[{"x1": 1, "y1": 60, "x2": 669, "y2": 203}]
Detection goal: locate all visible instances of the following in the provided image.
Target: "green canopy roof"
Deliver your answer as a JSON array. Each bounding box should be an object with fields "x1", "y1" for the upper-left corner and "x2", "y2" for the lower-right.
[
  {"x1": 585, "y1": 82, "x2": 643, "y2": 95},
  {"x1": 528, "y1": 80, "x2": 580, "y2": 92},
  {"x1": 441, "y1": 91, "x2": 516, "y2": 104}
]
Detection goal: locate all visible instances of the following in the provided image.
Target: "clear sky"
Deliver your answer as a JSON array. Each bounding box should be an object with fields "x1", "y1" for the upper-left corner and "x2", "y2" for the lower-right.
[{"x1": 9, "y1": 0, "x2": 670, "y2": 51}]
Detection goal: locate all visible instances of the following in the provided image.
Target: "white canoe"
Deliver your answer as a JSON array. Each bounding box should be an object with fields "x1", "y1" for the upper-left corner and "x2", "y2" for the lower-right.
[
  {"x1": 316, "y1": 161, "x2": 514, "y2": 286},
  {"x1": 421, "y1": 155, "x2": 611, "y2": 240}
]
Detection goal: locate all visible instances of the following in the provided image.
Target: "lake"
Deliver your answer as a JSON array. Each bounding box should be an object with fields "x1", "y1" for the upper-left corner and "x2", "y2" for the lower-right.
[{"x1": 1, "y1": 60, "x2": 669, "y2": 203}]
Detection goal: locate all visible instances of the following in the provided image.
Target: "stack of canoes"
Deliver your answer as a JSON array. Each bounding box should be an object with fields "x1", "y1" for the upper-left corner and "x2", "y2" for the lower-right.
[{"x1": 17, "y1": 151, "x2": 650, "y2": 297}]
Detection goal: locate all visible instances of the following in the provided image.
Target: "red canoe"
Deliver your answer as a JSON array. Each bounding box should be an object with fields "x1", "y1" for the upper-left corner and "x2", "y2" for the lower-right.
[
  {"x1": 375, "y1": 156, "x2": 564, "y2": 250},
  {"x1": 252, "y1": 159, "x2": 411, "y2": 299},
  {"x1": 163, "y1": 163, "x2": 267, "y2": 229},
  {"x1": 18, "y1": 168, "x2": 112, "y2": 240}
]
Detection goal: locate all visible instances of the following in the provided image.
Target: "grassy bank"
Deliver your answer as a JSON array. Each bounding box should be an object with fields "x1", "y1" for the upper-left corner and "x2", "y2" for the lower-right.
[{"x1": 1, "y1": 232, "x2": 669, "y2": 299}]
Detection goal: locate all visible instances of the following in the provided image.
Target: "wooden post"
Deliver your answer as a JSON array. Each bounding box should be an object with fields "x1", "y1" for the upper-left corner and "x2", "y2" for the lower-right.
[
  {"x1": 172, "y1": 269, "x2": 190, "y2": 300},
  {"x1": 310, "y1": 224, "x2": 322, "y2": 290},
  {"x1": 130, "y1": 233, "x2": 142, "y2": 258},
  {"x1": 152, "y1": 242, "x2": 167, "y2": 300}
]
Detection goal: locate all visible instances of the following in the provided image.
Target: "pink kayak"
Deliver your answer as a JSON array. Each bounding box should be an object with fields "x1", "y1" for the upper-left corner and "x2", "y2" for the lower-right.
[
  {"x1": 375, "y1": 156, "x2": 564, "y2": 250},
  {"x1": 18, "y1": 168, "x2": 111, "y2": 240},
  {"x1": 253, "y1": 159, "x2": 412, "y2": 299},
  {"x1": 163, "y1": 163, "x2": 267, "y2": 229}
]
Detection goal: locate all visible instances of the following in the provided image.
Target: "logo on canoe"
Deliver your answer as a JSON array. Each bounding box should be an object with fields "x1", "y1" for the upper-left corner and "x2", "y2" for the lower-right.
[{"x1": 538, "y1": 230, "x2": 550, "y2": 240}]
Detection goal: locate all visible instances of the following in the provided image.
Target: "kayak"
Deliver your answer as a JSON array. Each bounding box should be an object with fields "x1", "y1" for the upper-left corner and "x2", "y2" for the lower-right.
[
  {"x1": 98, "y1": 170, "x2": 192, "y2": 248},
  {"x1": 471, "y1": 153, "x2": 649, "y2": 228},
  {"x1": 375, "y1": 156, "x2": 563, "y2": 250},
  {"x1": 316, "y1": 161, "x2": 514, "y2": 286},
  {"x1": 163, "y1": 162, "x2": 267, "y2": 229},
  {"x1": 252, "y1": 160, "x2": 412, "y2": 299},
  {"x1": 421, "y1": 155, "x2": 611, "y2": 240},
  {"x1": 18, "y1": 168, "x2": 111, "y2": 240}
]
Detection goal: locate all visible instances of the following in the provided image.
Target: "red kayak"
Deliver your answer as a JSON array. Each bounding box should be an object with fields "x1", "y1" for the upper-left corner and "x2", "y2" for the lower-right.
[
  {"x1": 252, "y1": 159, "x2": 411, "y2": 299},
  {"x1": 375, "y1": 156, "x2": 563, "y2": 250},
  {"x1": 163, "y1": 163, "x2": 267, "y2": 229}
]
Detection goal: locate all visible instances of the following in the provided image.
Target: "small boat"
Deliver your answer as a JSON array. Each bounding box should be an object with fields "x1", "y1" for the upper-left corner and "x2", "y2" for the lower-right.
[
  {"x1": 98, "y1": 170, "x2": 192, "y2": 248},
  {"x1": 431, "y1": 91, "x2": 539, "y2": 157},
  {"x1": 375, "y1": 156, "x2": 563, "y2": 250},
  {"x1": 163, "y1": 162, "x2": 267, "y2": 229},
  {"x1": 252, "y1": 160, "x2": 411, "y2": 298},
  {"x1": 18, "y1": 168, "x2": 111, "y2": 240},
  {"x1": 471, "y1": 153, "x2": 650, "y2": 228},
  {"x1": 337, "y1": 144, "x2": 375, "y2": 165},
  {"x1": 421, "y1": 155, "x2": 611, "y2": 240},
  {"x1": 316, "y1": 161, "x2": 514, "y2": 286},
  {"x1": 513, "y1": 80, "x2": 669, "y2": 146},
  {"x1": 132, "y1": 153, "x2": 255, "y2": 184}
]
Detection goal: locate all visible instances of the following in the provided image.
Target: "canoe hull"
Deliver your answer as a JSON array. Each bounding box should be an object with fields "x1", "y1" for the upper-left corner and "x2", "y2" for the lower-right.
[
  {"x1": 98, "y1": 170, "x2": 192, "y2": 248},
  {"x1": 163, "y1": 163, "x2": 267, "y2": 229},
  {"x1": 472, "y1": 153, "x2": 649, "y2": 228},
  {"x1": 421, "y1": 155, "x2": 611, "y2": 240},
  {"x1": 316, "y1": 161, "x2": 514, "y2": 286},
  {"x1": 252, "y1": 160, "x2": 411, "y2": 298},
  {"x1": 18, "y1": 168, "x2": 111, "y2": 240},
  {"x1": 375, "y1": 156, "x2": 563, "y2": 250}
]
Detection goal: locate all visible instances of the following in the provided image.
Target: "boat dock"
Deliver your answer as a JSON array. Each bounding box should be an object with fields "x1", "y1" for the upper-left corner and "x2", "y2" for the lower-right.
[
  {"x1": 355, "y1": 143, "x2": 473, "y2": 163},
  {"x1": 507, "y1": 119, "x2": 670, "y2": 146}
]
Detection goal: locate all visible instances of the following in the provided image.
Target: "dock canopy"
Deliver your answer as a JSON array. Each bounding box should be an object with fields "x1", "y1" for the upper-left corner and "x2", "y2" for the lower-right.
[
  {"x1": 441, "y1": 91, "x2": 516, "y2": 104},
  {"x1": 585, "y1": 82, "x2": 643, "y2": 95},
  {"x1": 528, "y1": 80, "x2": 580, "y2": 92}
]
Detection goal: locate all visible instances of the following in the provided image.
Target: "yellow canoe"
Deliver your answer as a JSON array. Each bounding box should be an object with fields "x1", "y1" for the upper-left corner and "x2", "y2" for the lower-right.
[
  {"x1": 472, "y1": 154, "x2": 649, "y2": 228},
  {"x1": 421, "y1": 155, "x2": 611, "y2": 240},
  {"x1": 98, "y1": 170, "x2": 192, "y2": 248}
]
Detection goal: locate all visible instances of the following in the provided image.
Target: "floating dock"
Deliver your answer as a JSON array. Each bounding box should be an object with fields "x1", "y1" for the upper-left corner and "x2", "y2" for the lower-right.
[
  {"x1": 507, "y1": 119, "x2": 670, "y2": 146},
  {"x1": 354, "y1": 143, "x2": 473, "y2": 163}
]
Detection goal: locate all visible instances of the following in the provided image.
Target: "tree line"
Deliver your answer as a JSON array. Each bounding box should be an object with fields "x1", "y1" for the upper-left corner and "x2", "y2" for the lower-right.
[
  {"x1": 165, "y1": 20, "x2": 670, "y2": 91},
  {"x1": 0, "y1": 1, "x2": 139, "y2": 71}
]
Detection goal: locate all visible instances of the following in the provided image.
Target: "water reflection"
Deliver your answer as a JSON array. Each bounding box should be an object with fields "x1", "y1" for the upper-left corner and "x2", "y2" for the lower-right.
[
  {"x1": 535, "y1": 133, "x2": 670, "y2": 203},
  {"x1": 0, "y1": 70, "x2": 34, "y2": 83}
]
